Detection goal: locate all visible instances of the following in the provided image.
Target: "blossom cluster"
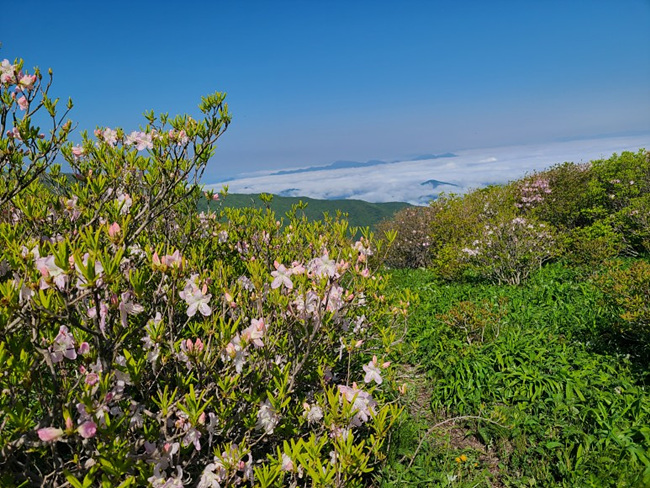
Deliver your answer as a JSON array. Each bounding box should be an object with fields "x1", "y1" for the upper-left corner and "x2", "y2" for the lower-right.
[
  {"x1": 1, "y1": 58, "x2": 37, "y2": 114},
  {"x1": 516, "y1": 177, "x2": 552, "y2": 209}
]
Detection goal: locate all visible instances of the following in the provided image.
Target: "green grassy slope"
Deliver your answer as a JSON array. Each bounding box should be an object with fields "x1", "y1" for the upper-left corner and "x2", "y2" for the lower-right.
[{"x1": 199, "y1": 193, "x2": 412, "y2": 230}]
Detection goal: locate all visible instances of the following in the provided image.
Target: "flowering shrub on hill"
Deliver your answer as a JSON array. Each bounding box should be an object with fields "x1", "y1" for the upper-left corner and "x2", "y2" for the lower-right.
[
  {"x1": 376, "y1": 206, "x2": 437, "y2": 269},
  {"x1": 460, "y1": 215, "x2": 558, "y2": 285},
  {"x1": 0, "y1": 57, "x2": 404, "y2": 487},
  {"x1": 379, "y1": 149, "x2": 648, "y2": 278}
]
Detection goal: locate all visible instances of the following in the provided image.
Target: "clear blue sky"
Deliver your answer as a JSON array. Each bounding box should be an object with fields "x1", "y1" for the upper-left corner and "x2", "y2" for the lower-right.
[{"x1": 2, "y1": 0, "x2": 649, "y2": 181}]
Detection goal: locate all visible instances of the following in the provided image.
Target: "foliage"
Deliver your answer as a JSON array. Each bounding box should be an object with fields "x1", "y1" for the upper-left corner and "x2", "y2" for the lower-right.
[
  {"x1": 381, "y1": 264, "x2": 650, "y2": 487},
  {"x1": 520, "y1": 161, "x2": 595, "y2": 230},
  {"x1": 378, "y1": 150, "x2": 649, "y2": 280},
  {"x1": 460, "y1": 214, "x2": 558, "y2": 285},
  {"x1": 594, "y1": 259, "x2": 650, "y2": 353},
  {"x1": 562, "y1": 221, "x2": 624, "y2": 267},
  {"x1": 0, "y1": 56, "x2": 405, "y2": 487}
]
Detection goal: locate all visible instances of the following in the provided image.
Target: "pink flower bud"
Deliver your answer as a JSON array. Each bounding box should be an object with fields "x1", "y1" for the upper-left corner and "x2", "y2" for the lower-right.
[{"x1": 108, "y1": 222, "x2": 121, "y2": 238}]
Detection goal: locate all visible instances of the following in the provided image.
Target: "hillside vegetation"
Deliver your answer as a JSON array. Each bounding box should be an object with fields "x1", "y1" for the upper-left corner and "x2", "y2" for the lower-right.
[{"x1": 376, "y1": 149, "x2": 650, "y2": 486}]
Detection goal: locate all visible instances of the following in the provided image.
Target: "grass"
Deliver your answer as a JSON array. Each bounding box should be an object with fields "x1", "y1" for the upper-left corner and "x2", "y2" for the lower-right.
[{"x1": 378, "y1": 263, "x2": 650, "y2": 487}]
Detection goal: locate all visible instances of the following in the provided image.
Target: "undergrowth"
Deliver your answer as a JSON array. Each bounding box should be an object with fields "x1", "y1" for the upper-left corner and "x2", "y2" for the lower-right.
[{"x1": 379, "y1": 263, "x2": 650, "y2": 487}]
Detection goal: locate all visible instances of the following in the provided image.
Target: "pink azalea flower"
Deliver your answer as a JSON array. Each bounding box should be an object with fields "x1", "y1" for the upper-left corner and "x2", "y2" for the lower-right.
[
  {"x1": 225, "y1": 335, "x2": 247, "y2": 373},
  {"x1": 71, "y1": 145, "x2": 85, "y2": 158},
  {"x1": 125, "y1": 131, "x2": 153, "y2": 151},
  {"x1": 78, "y1": 420, "x2": 97, "y2": 439},
  {"x1": 308, "y1": 254, "x2": 338, "y2": 278},
  {"x1": 281, "y1": 453, "x2": 294, "y2": 471},
  {"x1": 119, "y1": 292, "x2": 145, "y2": 327},
  {"x1": 363, "y1": 355, "x2": 383, "y2": 385},
  {"x1": 0, "y1": 59, "x2": 15, "y2": 85},
  {"x1": 35, "y1": 255, "x2": 68, "y2": 290},
  {"x1": 271, "y1": 261, "x2": 293, "y2": 290},
  {"x1": 177, "y1": 129, "x2": 189, "y2": 145},
  {"x1": 242, "y1": 318, "x2": 266, "y2": 348},
  {"x1": 179, "y1": 275, "x2": 212, "y2": 317},
  {"x1": 6, "y1": 126, "x2": 22, "y2": 141},
  {"x1": 85, "y1": 372, "x2": 99, "y2": 386},
  {"x1": 102, "y1": 128, "x2": 118, "y2": 146},
  {"x1": 337, "y1": 383, "x2": 378, "y2": 426},
  {"x1": 49, "y1": 326, "x2": 77, "y2": 363},
  {"x1": 17, "y1": 95, "x2": 28, "y2": 111},
  {"x1": 18, "y1": 73, "x2": 37, "y2": 90},
  {"x1": 182, "y1": 427, "x2": 202, "y2": 451},
  {"x1": 255, "y1": 399, "x2": 279, "y2": 434},
  {"x1": 161, "y1": 250, "x2": 182, "y2": 268},
  {"x1": 38, "y1": 427, "x2": 64, "y2": 442},
  {"x1": 108, "y1": 222, "x2": 121, "y2": 238},
  {"x1": 116, "y1": 191, "x2": 132, "y2": 214}
]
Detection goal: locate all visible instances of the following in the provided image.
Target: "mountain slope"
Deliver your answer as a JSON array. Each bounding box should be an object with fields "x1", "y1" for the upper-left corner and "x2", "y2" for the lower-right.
[{"x1": 199, "y1": 193, "x2": 411, "y2": 230}]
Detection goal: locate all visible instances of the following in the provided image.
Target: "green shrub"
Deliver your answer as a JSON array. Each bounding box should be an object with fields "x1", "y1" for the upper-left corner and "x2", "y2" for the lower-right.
[
  {"x1": 428, "y1": 185, "x2": 520, "y2": 281},
  {"x1": 608, "y1": 194, "x2": 650, "y2": 256},
  {"x1": 594, "y1": 259, "x2": 650, "y2": 345},
  {"x1": 460, "y1": 214, "x2": 558, "y2": 285},
  {"x1": 386, "y1": 264, "x2": 650, "y2": 486},
  {"x1": 563, "y1": 221, "x2": 624, "y2": 267},
  {"x1": 589, "y1": 149, "x2": 650, "y2": 215}
]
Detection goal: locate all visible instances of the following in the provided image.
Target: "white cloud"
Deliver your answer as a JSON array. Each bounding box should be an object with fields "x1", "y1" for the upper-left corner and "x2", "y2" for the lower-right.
[{"x1": 206, "y1": 135, "x2": 650, "y2": 205}]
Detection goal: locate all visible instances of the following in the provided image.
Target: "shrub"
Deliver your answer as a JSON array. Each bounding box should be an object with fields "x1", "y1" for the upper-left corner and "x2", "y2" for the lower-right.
[
  {"x1": 519, "y1": 162, "x2": 595, "y2": 230},
  {"x1": 428, "y1": 185, "x2": 520, "y2": 280},
  {"x1": 594, "y1": 259, "x2": 650, "y2": 345},
  {"x1": 0, "y1": 56, "x2": 404, "y2": 487},
  {"x1": 563, "y1": 221, "x2": 624, "y2": 267},
  {"x1": 589, "y1": 149, "x2": 650, "y2": 215},
  {"x1": 460, "y1": 214, "x2": 558, "y2": 285},
  {"x1": 377, "y1": 206, "x2": 437, "y2": 269},
  {"x1": 608, "y1": 194, "x2": 650, "y2": 256},
  {"x1": 436, "y1": 298, "x2": 507, "y2": 345}
]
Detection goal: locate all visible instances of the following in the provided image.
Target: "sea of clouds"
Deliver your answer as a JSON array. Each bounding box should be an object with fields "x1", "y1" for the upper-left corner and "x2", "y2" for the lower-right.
[{"x1": 206, "y1": 134, "x2": 650, "y2": 205}]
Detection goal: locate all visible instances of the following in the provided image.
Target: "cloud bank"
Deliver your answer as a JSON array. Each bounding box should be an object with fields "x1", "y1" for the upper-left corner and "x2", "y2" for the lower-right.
[{"x1": 206, "y1": 135, "x2": 650, "y2": 205}]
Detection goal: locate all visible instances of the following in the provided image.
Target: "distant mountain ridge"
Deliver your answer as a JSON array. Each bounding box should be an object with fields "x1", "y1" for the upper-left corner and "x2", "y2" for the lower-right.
[
  {"x1": 267, "y1": 153, "x2": 457, "y2": 177},
  {"x1": 420, "y1": 179, "x2": 459, "y2": 190}
]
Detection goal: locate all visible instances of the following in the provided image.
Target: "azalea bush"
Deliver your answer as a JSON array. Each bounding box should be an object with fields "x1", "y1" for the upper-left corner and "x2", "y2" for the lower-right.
[
  {"x1": 426, "y1": 185, "x2": 523, "y2": 281},
  {"x1": 376, "y1": 206, "x2": 437, "y2": 269},
  {"x1": 0, "y1": 56, "x2": 405, "y2": 487}
]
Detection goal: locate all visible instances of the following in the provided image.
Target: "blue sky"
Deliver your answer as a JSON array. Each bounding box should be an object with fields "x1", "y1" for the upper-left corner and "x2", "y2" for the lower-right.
[{"x1": 2, "y1": 0, "x2": 649, "y2": 183}]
